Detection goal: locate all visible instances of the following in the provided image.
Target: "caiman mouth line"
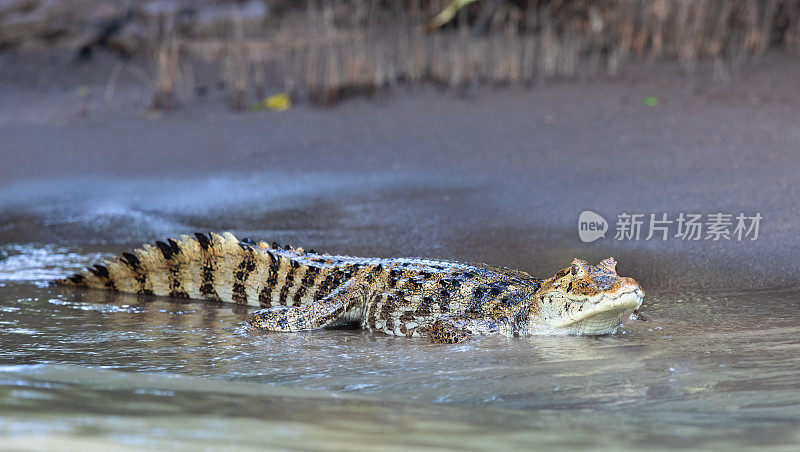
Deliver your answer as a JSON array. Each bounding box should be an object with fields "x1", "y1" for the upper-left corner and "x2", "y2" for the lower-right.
[{"x1": 553, "y1": 287, "x2": 645, "y2": 328}]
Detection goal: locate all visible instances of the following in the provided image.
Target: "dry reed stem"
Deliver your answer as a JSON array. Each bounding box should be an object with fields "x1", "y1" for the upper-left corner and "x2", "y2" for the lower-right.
[{"x1": 147, "y1": 0, "x2": 800, "y2": 106}]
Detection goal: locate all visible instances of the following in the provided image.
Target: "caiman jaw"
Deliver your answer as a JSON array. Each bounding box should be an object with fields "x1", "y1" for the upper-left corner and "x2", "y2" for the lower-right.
[
  {"x1": 528, "y1": 284, "x2": 645, "y2": 336},
  {"x1": 552, "y1": 286, "x2": 645, "y2": 334}
]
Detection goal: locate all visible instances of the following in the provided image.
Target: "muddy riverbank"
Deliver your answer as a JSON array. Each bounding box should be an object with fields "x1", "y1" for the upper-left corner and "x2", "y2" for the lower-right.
[{"x1": 2, "y1": 50, "x2": 800, "y2": 291}]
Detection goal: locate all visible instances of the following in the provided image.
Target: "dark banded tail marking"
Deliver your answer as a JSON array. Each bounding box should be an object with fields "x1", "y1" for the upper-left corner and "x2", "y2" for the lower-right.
[
  {"x1": 89, "y1": 265, "x2": 109, "y2": 278},
  {"x1": 162, "y1": 238, "x2": 188, "y2": 298},
  {"x1": 199, "y1": 253, "x2": 220, "y2": 302},
  {"x1": 167, "y1": 238, "x2": 182, "y2": 256},
  {"x1": 88, "y1": 265, "x2": 116, "y2": 290},
  {"x1": 118, "y1": 252, "x2": 148, "y2": 293},
  {"x1": 306, "y1": 270, "x2": 338, "y2": 305},
  {"x1": 232, "y1": 251, "x2": 257, "y2": 305},
  {"x1": 156, "y1": 241, "x2": 173, "y2": 260},
  {"x1": 291, "y1": 265, "x2": 319, "y2": 306},
  {"x1": 278, "y1": 260, "x2": 299, "y2": 305},
  {"x1": 258, "y1": 251, "x2": 279, "y2": 307},
  {"x1": 168, "y1": 268, "x2": 189, "y2": 299},
  {"x1": 195, "y1": 232, "x2": 211, "y2": 251}
]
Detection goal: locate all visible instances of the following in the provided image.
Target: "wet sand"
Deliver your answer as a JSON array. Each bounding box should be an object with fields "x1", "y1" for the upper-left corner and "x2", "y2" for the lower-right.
[{"x1": 2, "y1": 50, "x2": 800, "y2": 290}]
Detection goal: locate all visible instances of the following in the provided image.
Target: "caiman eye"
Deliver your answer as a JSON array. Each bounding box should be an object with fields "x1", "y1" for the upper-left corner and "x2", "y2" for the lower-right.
[{"x1": 569, "y1": 259, "x2": 587, "y2": 278}]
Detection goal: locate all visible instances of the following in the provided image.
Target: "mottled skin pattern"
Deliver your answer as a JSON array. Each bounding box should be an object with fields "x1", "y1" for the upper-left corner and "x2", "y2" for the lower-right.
[{"x1": 57, "y1": 232, "x2": 645, "y2": 343}]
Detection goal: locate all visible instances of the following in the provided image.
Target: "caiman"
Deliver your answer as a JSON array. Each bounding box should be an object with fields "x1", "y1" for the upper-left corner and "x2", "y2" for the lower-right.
[{"x1": 56, "y1": 232, "x2": 645, "y2": 343}]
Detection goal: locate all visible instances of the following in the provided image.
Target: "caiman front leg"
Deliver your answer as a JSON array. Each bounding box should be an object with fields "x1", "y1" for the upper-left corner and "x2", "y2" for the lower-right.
[
  {"x1": 429, "y1": 313, "x2": 512, "y2": 344},
  {"x1": 249, "y1": 278, "x2": 368, "y2": 332}
]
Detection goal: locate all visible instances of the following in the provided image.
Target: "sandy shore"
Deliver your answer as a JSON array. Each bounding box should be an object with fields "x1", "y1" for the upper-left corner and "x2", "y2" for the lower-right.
[{"x1": 1, "y1": 50, "x2": 799, "y2": 291}]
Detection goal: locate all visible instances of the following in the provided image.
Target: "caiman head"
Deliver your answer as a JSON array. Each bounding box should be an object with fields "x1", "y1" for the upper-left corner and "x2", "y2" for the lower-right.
[{"x1": 526, "y1": 257, "x2": 644, "y2": 335}]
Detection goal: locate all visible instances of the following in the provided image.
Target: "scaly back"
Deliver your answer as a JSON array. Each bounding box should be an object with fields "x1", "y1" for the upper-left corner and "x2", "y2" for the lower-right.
[{"x1": 56, "y1": 232, "x2": 352, "y2": 308}]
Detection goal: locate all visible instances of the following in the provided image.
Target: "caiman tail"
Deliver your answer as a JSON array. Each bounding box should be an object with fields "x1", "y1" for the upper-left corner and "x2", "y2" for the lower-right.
[{"x1": 56, "y1": 232, "x2": 302, "y2": 307}]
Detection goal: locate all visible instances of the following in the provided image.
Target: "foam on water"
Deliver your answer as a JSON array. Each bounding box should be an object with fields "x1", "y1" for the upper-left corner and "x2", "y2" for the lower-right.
[{"x1": 0, "y1": 245, "x2": 109, "y2": 281}]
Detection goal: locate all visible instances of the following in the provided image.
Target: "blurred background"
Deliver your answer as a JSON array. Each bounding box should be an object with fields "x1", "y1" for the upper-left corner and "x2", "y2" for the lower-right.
[
  {"x1": 3, "y1": 2, "x2": 800, "y2": 450},
  {"x1": 3, "y1": 0, "x2": 800, "y2": 105}
]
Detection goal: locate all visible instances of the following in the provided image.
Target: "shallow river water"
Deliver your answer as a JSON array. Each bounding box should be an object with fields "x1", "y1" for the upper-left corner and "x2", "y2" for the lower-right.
[{"x1": 1, "y1": 175, "x2": 799, "y2": 450}]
